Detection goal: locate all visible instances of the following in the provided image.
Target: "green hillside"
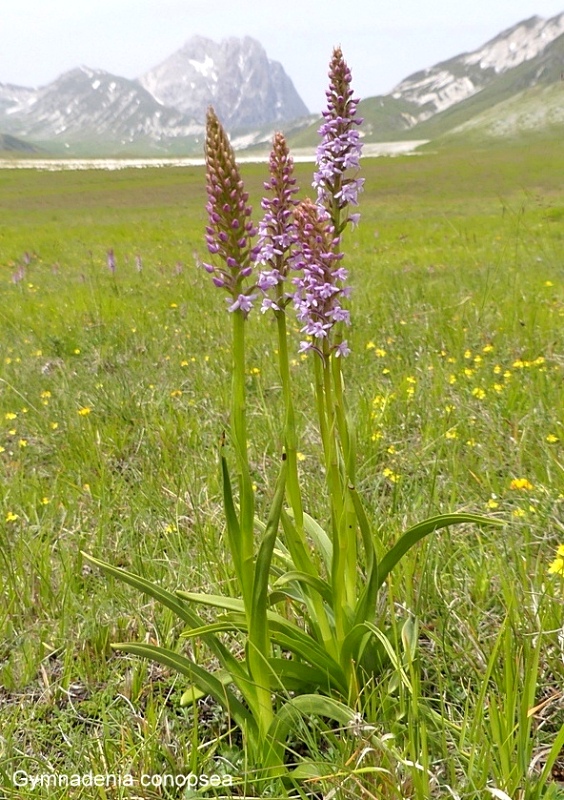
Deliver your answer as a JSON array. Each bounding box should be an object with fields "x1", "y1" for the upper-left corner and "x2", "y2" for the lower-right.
[{"x1": 398, "y1": 33, "x2": 564, "y2": 141}]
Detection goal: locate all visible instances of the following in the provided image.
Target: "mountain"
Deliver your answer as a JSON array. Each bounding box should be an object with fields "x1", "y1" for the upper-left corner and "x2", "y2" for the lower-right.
[
  {"x1": 0, "y1": 37, "x2": 309, "y2": 155},
  {"x1": 440, "y1": 80, "x2": 564, "y2": 143},
  {"x1": 139, "y1": 35, "x2": 309, "y2": 130},
  {"x1": 389, "y1": 13, "x2": 564, "y2": 120},
  {"x1": 0, "y1": 82, "x2": 36, "y2": 113},
  {"x1": 0, "y1": 132, "x2": 39, "y2": 153},
  {"x1": 356, "y1": 11, "x2": 564, "y2": 144},
  {"x1": 2, "y1": 16, "x2": 563, "y2": 156},
  {"x1": 0, "y1": 66, "x2": 204, "y2": 155},
  {"x1": 406, "y1": 29, "x2": 564, "y2": 142}
]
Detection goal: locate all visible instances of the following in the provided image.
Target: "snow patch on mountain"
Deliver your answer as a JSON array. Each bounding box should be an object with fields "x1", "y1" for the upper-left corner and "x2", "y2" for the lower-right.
[
  {"x1": 188, "y1": 55, "x2": 217, "y2": 80},
  {"x1": 463, "y1": 13, "x2": 564, "y2": 72},
  {"x1": 391, "y1": 12, "x2": 564, "y2": 118}
]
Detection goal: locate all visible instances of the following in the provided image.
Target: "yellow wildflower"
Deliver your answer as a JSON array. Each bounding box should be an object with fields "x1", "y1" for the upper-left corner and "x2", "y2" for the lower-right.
[
  {"x1": 78, "y1": 407, "x2": 92, "y2": 416},
  {"x1": 5, "y1": 511, "x2": 19, "y2": 523},
  {"x1": 548, "y1": 545, "x2": 564, "y2": 575},
  {"x1": 510, "y1": 478, "x2": 534, "y2": 491},
  {"x1": 546, "y1": 434, "x2": 559, "y2": 443}
]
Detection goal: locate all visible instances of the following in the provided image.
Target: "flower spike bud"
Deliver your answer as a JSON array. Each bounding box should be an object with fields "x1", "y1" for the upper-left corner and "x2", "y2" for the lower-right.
[{"x1": 204, "y1": 107, "x2": 257, "y2": 316}]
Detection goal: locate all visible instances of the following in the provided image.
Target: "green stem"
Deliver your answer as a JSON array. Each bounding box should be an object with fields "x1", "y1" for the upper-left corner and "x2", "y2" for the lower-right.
[
  {"x1": 231, "y1": 309, "x2": 254, "y2": 612},
  {"x1": 331, "y1": 348, "x2": 358, "y2": 611},
  {"x1": 276, "y1": 308, "x2": 335, "y2": 656},
  {"x1": 275, "y1": 307, "x2": 303, "y2": 530},
  {"x1": 314, "y1": 345, "x2": 350, "y2": 643}
]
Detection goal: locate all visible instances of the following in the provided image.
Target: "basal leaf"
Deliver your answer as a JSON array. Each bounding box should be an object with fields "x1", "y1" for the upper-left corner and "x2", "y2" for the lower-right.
[{"x1": 377, "y1": 513, "x2": 502, "y2": 591}]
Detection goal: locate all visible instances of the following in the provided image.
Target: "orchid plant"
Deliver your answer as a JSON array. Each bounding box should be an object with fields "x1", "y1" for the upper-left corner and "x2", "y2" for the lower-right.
[{"x1": 84, "y1": 47, "x2": 501, "y2": 783}]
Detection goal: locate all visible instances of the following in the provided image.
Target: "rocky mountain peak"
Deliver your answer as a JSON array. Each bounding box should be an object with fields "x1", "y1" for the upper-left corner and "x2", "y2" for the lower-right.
[{"x1": 138, "y1": 35, "x2": 309, "y2": 130}]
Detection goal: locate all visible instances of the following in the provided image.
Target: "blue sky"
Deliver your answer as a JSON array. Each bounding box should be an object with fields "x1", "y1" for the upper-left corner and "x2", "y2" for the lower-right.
[{"x1": 2, "y1": 0, "x2": 563, "y2": 112}]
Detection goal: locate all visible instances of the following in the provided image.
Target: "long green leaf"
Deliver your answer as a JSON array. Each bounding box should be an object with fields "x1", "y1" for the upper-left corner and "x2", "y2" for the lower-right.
[
  {"x1": 176, "y1": 591, "x2": 245, "y2": 614},
  {"x1": 111, "y1": 642, "x2": 255, "y2": 735},
  {"x1": 81, "y1": 554, "x2": 253, "y2": 707},
  {"x1": 267, "y1": 658, "x2": 334, "y2": 694},
  {"x1": 263, "y1": 694, "x2": 357, "y2": 773},
  {"x1": 279, "y1": 512, "x2": 336, "y2": 654},
  {"x1": 220, "y1": 443, "x2": 243, "y2": 586},
  {"x1": 251, "y1": 457, "x2": 287, "y2": 650},
  {"x1": 348, "y1": 484, "x2": 380, "y2": 626},
  {"x1": 301, "y1": 511, "x2": 333, "y2": 572},
  {"x1": 266, "y1": 627, "x2": 346, "y2": 695},
  {"x1": 82, "y1": 553, "x2": 201, "y2": 627},
  {"x1": 272, "y1": 570, "x2": 333, "y2": 605},
  {"x1": 377, "y1": 513, "x2": 502, "y2": 590},
  {"x1": 279, "y1": 509, "x2": 321, "y2": 580},
  {"x1": 267, "y1": 694, "x2": 356, "y2": 753}
]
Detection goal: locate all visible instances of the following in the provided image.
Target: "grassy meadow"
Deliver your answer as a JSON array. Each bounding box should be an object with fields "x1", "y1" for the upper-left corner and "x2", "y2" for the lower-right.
[{"x1": 1, "y1": 139, "x2": 564, "y2": 798}]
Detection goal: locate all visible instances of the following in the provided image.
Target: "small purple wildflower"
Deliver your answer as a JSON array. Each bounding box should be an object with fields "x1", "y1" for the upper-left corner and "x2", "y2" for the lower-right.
[
  {"x1": 204, "y1": 107, "x2": 257, "y2": 316},
  {"x1": 12, "y1": 266, "x2": 25, "y2": 284},
  {"x1": 313, "y1": 47, "x2": 364, "y2": 233},
  {"x1": 256, "y1": 132, "x2": 300, "y2": 313},
  {"x1": 291, "y1": 198, "x2": 351, "y2": 357},
  {"x1": 106, "y1": 248, "x2": 116, "y2": 274},
  {"x1": 227, "y1": 293, "x2": 258, "y2": 315}
]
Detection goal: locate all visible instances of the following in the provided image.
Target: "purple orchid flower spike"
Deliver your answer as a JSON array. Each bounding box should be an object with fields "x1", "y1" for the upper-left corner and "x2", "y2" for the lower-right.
[
  {"x1": 255, "y1": 132, "x2": 300, "y2": 313},
  {"x1": 313, "y1": 47, "x2": 364, "y2": 234},
  {"x1": 291, "y1": 198, "x2": 351, "y2": 358},
  {"x1": 204, "y1": 107, "x2": 257, "y2": 316}
]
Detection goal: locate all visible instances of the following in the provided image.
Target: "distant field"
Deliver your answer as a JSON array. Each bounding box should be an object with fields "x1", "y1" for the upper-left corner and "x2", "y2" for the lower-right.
[{"x1": 1, "y1": 139, "x2": 564, "y2": 798}]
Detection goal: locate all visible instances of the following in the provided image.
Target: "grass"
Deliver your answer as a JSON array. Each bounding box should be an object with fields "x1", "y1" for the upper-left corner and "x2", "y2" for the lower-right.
[{"x1": 0, "y1": 138, "x2": 564, "y2": 798}]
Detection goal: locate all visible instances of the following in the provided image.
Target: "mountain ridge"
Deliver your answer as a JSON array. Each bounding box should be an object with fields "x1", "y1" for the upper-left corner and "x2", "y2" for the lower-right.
[
  {"x1": 0, "y1": 36, "x2": 310, "y2": 155},
  {"x1": 1, "y1": 15, "x2": 564, "y2": 156}
]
